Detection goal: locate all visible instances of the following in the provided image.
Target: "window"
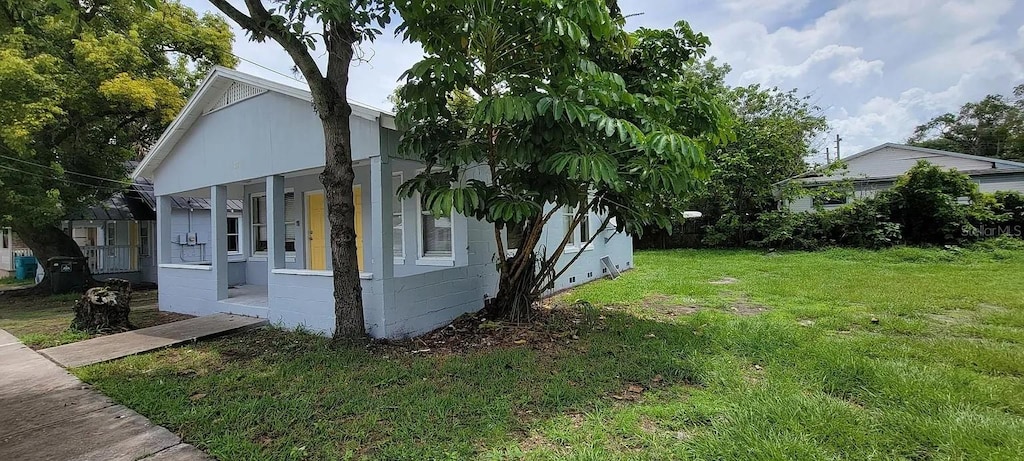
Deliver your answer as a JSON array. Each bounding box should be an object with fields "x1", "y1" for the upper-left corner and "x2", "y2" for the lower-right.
[
  {"x1": 393, "y1": 173, "x2": 404, "y2": 259},
  {"x1": 106, "y1": 222, "x2": 117, "y2": 257},
  {"x1": 251, "y1": 192, "x2": 295, "y2": 255},
  {"x1": 563, "y1": 206, "x2": 590, "y2": 249},
  {"x1": 226, "y1": 216, "x2": 240, "y2": 254},
  {"x1": 419, "y1": 195, "x2": 453, "y2": 258},
  {"x1": 139, "y1": 223, "x2": 150, "y2": 256},
  {"x1": 251, "y1": 194, "x2": 267, "y2": 254},
  {"x1": 812, "y1": 194, "x2": 848, "y2": 207},
  {"x1": 506, "y1": 223, "x2": 526, "y2": 251},
  {"x1": 284, "y1": 192, "x2": 296, "y2": 252},
  {"x1": 1, "y1": 228, "x2": 9, "y2": 249}
]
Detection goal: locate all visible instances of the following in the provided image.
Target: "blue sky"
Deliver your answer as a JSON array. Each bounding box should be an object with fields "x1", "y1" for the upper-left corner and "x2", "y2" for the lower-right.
[{"x1": 182, "y1": 0, "x2": 1024, "y2": 162}]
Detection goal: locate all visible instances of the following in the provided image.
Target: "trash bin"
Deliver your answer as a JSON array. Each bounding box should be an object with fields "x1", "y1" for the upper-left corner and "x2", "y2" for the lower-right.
[
  {"x1": 14, "y1": 256, "x2": 37, "y2": 280},
  {"x1": 47, "y1": 256, "x2": 88, "y2": 294}
]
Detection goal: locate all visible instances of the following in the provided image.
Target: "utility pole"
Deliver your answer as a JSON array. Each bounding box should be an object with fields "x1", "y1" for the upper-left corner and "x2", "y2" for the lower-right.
[
  {"x1": 835, "y1": 134, "x2": 842, "y2": 159},
  {"x1": 825, "y1": 147, "x2": 831, "y2": 163}
]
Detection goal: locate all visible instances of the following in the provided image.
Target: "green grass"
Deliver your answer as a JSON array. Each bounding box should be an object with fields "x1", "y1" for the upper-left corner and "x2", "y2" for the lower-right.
[
  {"x1": 74, "y1": 247, "x2": 1024, "y2": 460},
  {"x1": 0, "y1": 276, "x2": 35, "y2": 287},
  {"x1": 0, "y1": 290, "x2": 188, "y2": 348}
]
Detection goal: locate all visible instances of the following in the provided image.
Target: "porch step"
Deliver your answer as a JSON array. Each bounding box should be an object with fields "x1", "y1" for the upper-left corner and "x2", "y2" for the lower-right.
[{"x1": 39, "y1": 314, "x2": 267, "y2": 368}]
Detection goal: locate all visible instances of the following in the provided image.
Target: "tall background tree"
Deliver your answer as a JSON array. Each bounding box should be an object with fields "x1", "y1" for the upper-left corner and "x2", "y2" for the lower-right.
[
  {"x1": 207, "y1": 0, "x2": 393, "y2": 339},
  {"x1": 909, "y1": 85, "x2": 1024, "y2": 161},
  {"x1": 637, "y1": 61, "x2": 828, "y2": 248},
  {"x1": 395, "y1": 0, "x2": 730, "y2": 320},
  {"x1": 0, "y1": 0, "x2": 235, "y2": 291}
]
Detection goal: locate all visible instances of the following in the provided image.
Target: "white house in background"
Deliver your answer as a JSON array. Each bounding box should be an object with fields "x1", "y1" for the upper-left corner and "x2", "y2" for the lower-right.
[
  {"x1": 776, "y1": 143, "x2": 1024, "y2": 212},
  {"x1": 133, "y1": 66, "x2": 633, "y2": 339},
  {"x1": 2, "y1": 184, "x2": 242, "y2": 284}
]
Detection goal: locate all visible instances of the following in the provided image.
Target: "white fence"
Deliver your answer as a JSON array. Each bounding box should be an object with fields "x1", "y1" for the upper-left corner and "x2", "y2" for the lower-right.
[{"x1": 82, "y1": 245, "x2": 140, "y2": 274}]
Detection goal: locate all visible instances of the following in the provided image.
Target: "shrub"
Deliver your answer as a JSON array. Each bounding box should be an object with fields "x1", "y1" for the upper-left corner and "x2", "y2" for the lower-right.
[
  {"x1": 750, "y1": 200, "x2": 902, "y2": 250},
  {"x1": 877, "y1": 161, "x2": 980, "y2": 245}
]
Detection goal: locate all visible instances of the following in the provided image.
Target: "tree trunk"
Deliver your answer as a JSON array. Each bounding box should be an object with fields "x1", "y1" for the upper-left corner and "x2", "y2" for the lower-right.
[
  {"x1": 317, "y1": 29, "x2": 365, "y2": 340},
  {"x1": 6, "y1": 223, "x2": 94, "y2": 296},
  {"x1": 489, "y1": 253, "x2": 539, "y2": 322}
]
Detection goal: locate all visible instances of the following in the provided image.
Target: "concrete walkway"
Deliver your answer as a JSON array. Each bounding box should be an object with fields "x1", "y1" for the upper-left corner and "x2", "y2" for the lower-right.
[
  {"x1": 0, "y1": 329, "x2": 208, "y2": 460},
  {"x1": 39, "y1": 313, "x2": 267, "y2": 368}
]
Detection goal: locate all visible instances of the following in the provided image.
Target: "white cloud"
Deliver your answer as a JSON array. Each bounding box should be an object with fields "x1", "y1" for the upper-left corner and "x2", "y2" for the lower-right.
[{"x1": 829, "y1": 58, "x2": 884, "y2": 85}]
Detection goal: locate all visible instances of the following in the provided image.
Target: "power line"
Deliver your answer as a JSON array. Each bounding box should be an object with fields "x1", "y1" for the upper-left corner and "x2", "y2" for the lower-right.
[
  {"x1": 0, "y1": 164, "x2": 147, "y2": 192},
  {"x1": 0, "y1": 154, "x2": 147, "y2": 187},
  {"x1": 149, "y1": 17, "x2": 385, "y2": 110}
]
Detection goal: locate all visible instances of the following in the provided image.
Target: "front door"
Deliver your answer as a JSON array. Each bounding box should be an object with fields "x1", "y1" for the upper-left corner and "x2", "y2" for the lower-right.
[
  {"x1": 353, "y1": 185, "x2": 364, "y2": 271},
  {"x1": 305, "y1": 188, "x2": 364, "y2": 272},
  {"x1": 306, "y1": 192, "x2": 327, "y2": 270}
]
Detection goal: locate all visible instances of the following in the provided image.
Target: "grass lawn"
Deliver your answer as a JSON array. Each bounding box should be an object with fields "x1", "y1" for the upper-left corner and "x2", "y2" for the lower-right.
[
  {"x1": 0, "y1": 276, "x2": 35, "y2": 288},
  {"x1": 0, "y1": 290, "x2": 191, "y2": 348},
  {"x1": 74, "y1": 246, "x2": 1024, "y2": 460}
]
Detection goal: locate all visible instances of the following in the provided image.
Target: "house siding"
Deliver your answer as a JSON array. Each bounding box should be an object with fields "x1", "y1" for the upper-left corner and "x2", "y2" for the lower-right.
[{"x1": 152, "y1": 92, "x2": 381, "y2": 196}]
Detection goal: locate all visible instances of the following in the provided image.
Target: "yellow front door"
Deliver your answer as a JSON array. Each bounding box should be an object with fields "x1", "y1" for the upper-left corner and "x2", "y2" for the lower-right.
[
  {"x1": 306, "y1": 192, "x2": 327, "y2": 270},
  {"x1": 353, "y1": 185, "x2": 364, "y2": 271},
  {"x1": 306, "y1": 188, "x2": 363, "y2": 271}
]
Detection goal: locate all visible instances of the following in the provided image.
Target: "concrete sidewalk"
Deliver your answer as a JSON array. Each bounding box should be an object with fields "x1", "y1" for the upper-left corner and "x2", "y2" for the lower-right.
[
  {"x1": 40, "y1": 313, "x2": 267, "y2": 368},
  {"x1": 0, "y1": 329, "x2": 209, "y2": 460}
]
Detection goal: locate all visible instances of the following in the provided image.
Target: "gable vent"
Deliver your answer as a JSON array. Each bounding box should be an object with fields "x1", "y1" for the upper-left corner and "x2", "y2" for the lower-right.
[{"x1": 204, "y1": 82, "x2": 267, "y2": 114}]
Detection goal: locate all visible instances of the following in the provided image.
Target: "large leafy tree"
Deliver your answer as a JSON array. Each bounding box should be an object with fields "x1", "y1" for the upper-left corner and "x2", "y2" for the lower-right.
[
  {"x1": 701, "y1": 73, "x2": 828, "y2": 246},
  {"x1": 395, "y1": 0, "x2": 730, "y2": 319},
  {"x1": 909, "y1": 85, "x2": 1024, "y2": 161},
  {"x1": 207, "y1": 0, "x2": 393, "y2": 339},
  {"x1": 0, "y1": 0, "x2": 235, "y2": 291}
]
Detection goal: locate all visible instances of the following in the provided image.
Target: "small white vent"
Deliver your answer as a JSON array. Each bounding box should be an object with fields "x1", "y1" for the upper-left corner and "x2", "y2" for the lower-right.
[{"x1": 204, "y1": 82, "x2": 267, "y2": 114}]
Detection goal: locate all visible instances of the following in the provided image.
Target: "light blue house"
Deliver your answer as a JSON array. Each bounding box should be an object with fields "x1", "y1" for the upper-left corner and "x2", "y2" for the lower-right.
[{"x1": 133, "y1": 67, "x2": 633, "y2": 339}]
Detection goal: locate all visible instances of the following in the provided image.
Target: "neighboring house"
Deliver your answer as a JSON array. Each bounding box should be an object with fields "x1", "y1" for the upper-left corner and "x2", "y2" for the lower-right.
[
  {"x1": 3, "y1": 181, "x2": 241, "y2": 284},
  {"x1": 0, "y1": 228, "x2": 33, "y2": 278},
  {"x1": 777, "y1": 143, "x2": 1024, "y2": 212},
  {"x1": 134, "y1": 66, "x2": 633, "y2": 339}
]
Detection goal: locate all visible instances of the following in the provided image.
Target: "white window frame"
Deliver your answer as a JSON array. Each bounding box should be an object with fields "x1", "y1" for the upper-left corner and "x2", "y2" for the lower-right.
[
  {"x1": 250, "y1": 190, "x2": 296, "y2": 260},
  {"x1": 1, "y1": 227, "x2": 9, "y2": 249},
  {"x1": 226, "y1": 215, "x2": 242, "y2": 255},
  {"x1": 250, "y1": 193, "x2": 268, "y2": 256},
  {"x1": 416, "y1": 191, "x2": 455, "y2": 266},
  {"x1": 139, "y1": 222, "x2": 151, "y2": 257},
  {"x1": 392, "y1": 172, "x2": 406, "y2": 264},
  {"x1": 564, "y1": 205, "x2": 592, "y2": 254}
]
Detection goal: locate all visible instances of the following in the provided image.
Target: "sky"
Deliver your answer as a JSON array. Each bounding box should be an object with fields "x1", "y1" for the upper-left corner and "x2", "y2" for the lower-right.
[{"x1": 180, "y1": 0, "x2": 1024, "y2": 163}]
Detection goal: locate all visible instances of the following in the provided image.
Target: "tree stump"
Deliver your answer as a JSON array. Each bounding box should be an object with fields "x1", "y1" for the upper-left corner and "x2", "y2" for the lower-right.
[{"x1": 70, "y1": 278, "x2": 134, "y2": 333}]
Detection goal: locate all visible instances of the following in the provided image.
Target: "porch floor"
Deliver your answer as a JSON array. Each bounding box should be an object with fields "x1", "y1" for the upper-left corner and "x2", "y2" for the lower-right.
[{"x1": 223, "y1": 284, "x2": 269, "y2": 308}]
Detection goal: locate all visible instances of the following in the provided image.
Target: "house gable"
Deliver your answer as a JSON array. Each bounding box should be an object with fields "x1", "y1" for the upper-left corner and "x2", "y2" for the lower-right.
[
  {"x1": 841, "y1": 144, "x2": 1012, "y2": 178},
  {"x1": 134, "y1": 66, "x2": 396, "y2": 195}
]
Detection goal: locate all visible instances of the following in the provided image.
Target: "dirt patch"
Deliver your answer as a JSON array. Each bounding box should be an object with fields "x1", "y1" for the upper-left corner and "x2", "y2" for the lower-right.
[
  {"x1": 709, "y1": 277, "x2": 739, "y2": 285},
  {"x1": 372, "y1": 306, "x2": 591, "y2": 357},
  {"x1": 642, "y1": 294, "x2": 701, "y2": 317},
  {"x1": 638, "y1": 416, "x2": 690, "y2": 441},
  {"x1": 729, "y1": 300, "x2": 770, "y2": 316}
]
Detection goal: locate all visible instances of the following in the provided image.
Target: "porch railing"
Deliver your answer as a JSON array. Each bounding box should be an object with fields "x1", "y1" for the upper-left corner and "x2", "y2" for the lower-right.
[
  {"x1": 12, "y1": 249, "x2": 33, "y2": 258},
  {"x1": 81, "y1": 245, "x2": 140, "y2": 274}
]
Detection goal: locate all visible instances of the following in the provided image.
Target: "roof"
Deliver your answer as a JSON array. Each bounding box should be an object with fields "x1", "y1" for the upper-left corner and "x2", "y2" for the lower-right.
[
  {"x1": 776, "y1": 143, "x2": 1024, "y2": 187},
  {"x1": 133, "y1": 66, "x2": 396, "y2": 180},
  {"x1": 835, "y1": 143, "x2": 1024, "y2": 169},
  {"x1": 788, "y1": 167, "x2": 1024, "y2": 187},
  {"x1": 69, "y1": 177, "x2": 243, "y2": 221}
]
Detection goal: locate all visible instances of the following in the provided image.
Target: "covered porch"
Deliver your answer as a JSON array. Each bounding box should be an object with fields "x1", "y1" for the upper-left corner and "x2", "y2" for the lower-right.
[{"x1": 154, "y1": 154, "x2": 494, "y2": 338}]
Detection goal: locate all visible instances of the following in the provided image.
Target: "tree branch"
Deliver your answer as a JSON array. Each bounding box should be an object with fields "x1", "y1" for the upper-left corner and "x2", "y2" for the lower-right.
[{"x1": 209, "y1": 0, "x2": 328, "y2": 97}]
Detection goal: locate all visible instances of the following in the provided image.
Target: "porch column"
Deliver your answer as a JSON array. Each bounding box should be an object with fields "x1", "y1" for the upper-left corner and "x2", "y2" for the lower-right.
[
  {"x1": 370, "y1": 155, "x2": 394, "y2": 280},
  {"x1": 156, "y1": 195, "x2": 173, "y2": 265},
  {"x1": 367, "y1": 154, "x2": 394, "y2": 337},
  {"x1": 266, "y1": 175, "x2": 286, "y2": 272},
  {"x1": 210, "y1": 185, "x2": 229, "y2": 300}
]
